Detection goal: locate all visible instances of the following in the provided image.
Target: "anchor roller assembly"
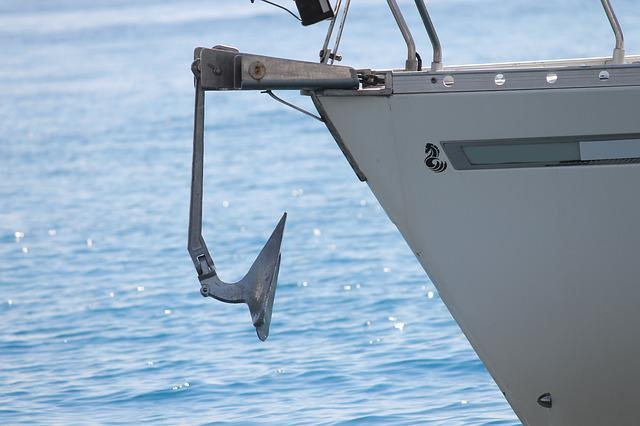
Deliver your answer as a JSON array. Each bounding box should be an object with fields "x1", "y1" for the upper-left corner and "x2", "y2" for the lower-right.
[{"x1": 188, "y1": 46, "x2": 358, "y2": 340}]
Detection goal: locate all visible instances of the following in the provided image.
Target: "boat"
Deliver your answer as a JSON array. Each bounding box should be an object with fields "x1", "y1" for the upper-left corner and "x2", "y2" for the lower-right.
[{"x1": 187, "y1": 1, "x2": 640, "y2": 424}]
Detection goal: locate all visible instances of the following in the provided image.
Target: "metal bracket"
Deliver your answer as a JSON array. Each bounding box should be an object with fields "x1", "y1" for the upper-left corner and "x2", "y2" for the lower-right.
[{"x1": 195, "y1": 46, "x2": 359, "y2": 91}]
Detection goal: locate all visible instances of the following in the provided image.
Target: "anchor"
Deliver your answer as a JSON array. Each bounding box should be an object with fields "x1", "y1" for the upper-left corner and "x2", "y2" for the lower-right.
[
  {"x1": 188, "y1": 57, "x2": 286, "y2": 341},
  {"x1": 187, "y1": 45, "x2": 358, "y2": 340}
]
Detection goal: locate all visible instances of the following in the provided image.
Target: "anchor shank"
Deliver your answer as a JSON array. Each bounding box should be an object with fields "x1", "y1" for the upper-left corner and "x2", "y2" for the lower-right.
[{"x1": 188, "y1": 78, "x2": 214, "y2": 274}]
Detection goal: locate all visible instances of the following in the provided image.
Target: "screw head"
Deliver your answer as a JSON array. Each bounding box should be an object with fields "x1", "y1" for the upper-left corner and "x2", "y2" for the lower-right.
[
  {"x1": 248, "y1": 61, "x2": 266, "y2": 80},
  {"x1": 200, "y1": 285, "x2": 209, "y2": 297}
]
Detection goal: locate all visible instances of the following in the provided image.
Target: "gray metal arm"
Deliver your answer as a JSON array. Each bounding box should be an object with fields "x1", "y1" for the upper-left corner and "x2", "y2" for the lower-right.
[{"x1": 600, "y1": 0, "x2": 625, "y2": 64}]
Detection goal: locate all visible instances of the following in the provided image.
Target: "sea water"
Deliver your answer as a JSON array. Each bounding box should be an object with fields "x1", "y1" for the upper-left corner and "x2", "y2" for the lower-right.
[{"x1": 1, "y1": 1, "x2": 638, "y2": 424}]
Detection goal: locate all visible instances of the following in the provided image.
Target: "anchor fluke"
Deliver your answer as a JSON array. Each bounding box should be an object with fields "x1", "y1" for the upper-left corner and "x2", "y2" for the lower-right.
[
  {"x1": 188, "y1": 62, "x2": 286, "y2": 340},
  {"x1": 246, "y1": 212, "x2": 286, "y2": 340},
  {"x1": 196, "y1": 213, "x2": 286, "y2": 341}
]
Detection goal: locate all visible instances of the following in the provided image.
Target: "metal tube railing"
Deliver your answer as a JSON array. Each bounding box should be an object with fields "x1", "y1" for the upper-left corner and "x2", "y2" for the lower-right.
[
  {"x1": 330, "y1": 0, "x2": 352, "y2": 65},
  {"x1": 386, "y1": 0, "x2": 418, "y2": 70},
  {"x1": 414, "y1": 0, "x2": 442, "y2": 71},
  {"x1": 320, "y1": 0, "x2": 626, "y2": 73},
  {"x1": 600, "y1": 0, "x2": 625, "y2": 64},
  {"x1": 320, "y1": 0, "x2": 342, "y2": 64}
]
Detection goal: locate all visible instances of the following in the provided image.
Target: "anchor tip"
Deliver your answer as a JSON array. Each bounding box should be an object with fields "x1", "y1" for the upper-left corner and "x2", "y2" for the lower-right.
[
  {"x1": 256, "y1": 324, "x2": 269, "y2": 341},
  {"x1": 278, "y1": 212, "x2": 287, "y2": 226}
]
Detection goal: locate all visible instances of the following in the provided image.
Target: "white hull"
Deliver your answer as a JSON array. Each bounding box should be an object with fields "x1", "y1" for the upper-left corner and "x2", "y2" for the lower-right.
[{"x1": 314, "y1": 78, "x2": 640, "y2": 425}]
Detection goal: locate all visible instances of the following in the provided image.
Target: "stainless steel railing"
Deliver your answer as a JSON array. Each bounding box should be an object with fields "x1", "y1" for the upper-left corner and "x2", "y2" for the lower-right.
[
  {"x1": 414, "y1": 0, "x2": 442, "y2": 71},
  {"x1": 386, "y1": 0, "x2": 418, "y2": 70},
  {"x1": 320, "y1": 0, "x2": 626, "y2": 72},
  {"x1": 601, "y1": 0, "x2": 625, "y2": 64}
]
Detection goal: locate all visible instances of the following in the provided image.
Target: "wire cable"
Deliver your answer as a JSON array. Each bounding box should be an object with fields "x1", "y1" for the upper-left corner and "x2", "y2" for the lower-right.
[
  {"x1": 262, "y1": 90, "x2": 324, "y2": 122},
  {"x1": 251, "y1": 0, "x2": 302, "y2": 22}
]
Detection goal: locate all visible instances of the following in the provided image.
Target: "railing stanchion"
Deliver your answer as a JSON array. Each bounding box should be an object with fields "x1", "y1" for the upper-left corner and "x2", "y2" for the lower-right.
[
  {"x1": 414, "y1": 0, "x2": 442, "y2": 71},
  {"x1": 386, "y1": 0, "x2": 418, "y2": 71},
  {"x1": 600, "y1": 0, "x2": 625, "y2": 64}
]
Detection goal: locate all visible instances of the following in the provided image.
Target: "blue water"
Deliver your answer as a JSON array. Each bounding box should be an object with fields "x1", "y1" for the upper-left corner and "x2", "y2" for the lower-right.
[{"x1": 1, "y1": 1, "x2": 639, "y2": 424}]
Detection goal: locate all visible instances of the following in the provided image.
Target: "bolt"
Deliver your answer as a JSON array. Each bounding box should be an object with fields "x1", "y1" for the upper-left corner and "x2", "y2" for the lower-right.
[
  {"x1": 200, "y1": 285, "x2": 209, "y2": 297},
  {"x1": 207, "y1": 64, "x2": 222, "y2": 75},
  {"x1": 248, "y1": 61, "x2": 266, "y2": 80}
]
